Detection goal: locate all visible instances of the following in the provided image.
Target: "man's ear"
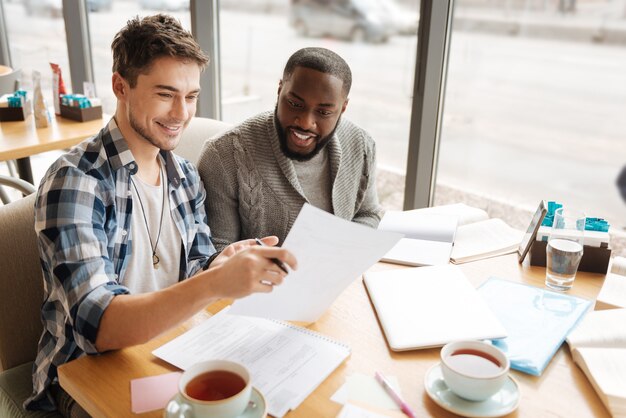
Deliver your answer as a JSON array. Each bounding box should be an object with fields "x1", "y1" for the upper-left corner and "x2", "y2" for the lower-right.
[
  {"x1": 341, "y1": 97, "x2": 349, "y2": 114},
  {"x1": 112, "y1": 72, "x2": 127, "y2": 100},
  {"x1": 277, "y1": 79, "x2": 283, "y2": 96}
]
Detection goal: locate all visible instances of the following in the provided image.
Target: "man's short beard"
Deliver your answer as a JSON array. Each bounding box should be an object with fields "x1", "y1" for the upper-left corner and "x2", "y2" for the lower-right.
[
  {"x1": 129, "y1": 108, "x2": 162, "y2": 149},
  {"x1": 274, "y1": 105, "x2": 339, "y2": 162},
  {"x1": 128, "y1": 107, "x2": 177, "y2": 151}
]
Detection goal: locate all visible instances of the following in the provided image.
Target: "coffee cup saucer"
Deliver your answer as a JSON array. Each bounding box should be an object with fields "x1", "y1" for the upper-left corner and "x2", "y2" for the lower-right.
[
  {"x1": 424, "y1": 363, "x2": 520, "y2": 418},
  {"x1": 163, "y1": 387, "x2": 267, "y2": 418}
]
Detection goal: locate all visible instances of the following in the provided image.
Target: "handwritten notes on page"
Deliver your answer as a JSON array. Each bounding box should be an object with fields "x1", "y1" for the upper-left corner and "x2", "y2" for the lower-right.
[{"x1": 230, "y1": 204, "x2": 402, "y2": 322}]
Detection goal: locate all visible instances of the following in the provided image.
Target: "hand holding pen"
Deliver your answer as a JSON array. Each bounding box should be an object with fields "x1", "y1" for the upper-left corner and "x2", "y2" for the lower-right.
[
  {"x1": 255, "y1": 238, "x2": 289, "y2": 273},
  {"x1": 204, "y1": 236, "x2": 296, "y2": 298}
]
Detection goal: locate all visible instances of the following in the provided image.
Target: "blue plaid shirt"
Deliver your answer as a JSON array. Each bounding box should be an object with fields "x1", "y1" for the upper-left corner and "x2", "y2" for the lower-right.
[{"x1": 25, "y1": 118, "x2": 215, "y2": 411}]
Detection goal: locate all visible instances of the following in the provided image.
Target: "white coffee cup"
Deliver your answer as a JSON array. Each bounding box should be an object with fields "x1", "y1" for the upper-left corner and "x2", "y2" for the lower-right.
[
  {"x1": 165, "y1": 360, "x2": 252, "y2": 418},
  {"x1": 440, "y1": 340, "x2": 510, "y2": 401}
]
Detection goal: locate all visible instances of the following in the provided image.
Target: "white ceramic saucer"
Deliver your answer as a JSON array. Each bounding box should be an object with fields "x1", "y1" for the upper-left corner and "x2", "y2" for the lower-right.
[
  {"x1": 424, "y1": 363, "x2": 520, "y2": 418},
  {"x1": 163, "y1": 387, "x2": 267, "y2": 418}
]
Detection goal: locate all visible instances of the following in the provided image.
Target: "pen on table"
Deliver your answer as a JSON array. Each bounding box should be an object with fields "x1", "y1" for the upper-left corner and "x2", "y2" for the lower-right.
[
  {"x1": 254, "y1": 238, "x2": 289, "y2": 274},
  {"x1": 375, "y1": 371, "x2": 416, "y2": 418}
]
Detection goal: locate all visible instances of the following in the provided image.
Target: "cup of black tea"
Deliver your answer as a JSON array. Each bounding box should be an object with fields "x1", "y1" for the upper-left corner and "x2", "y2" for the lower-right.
[
  {"x1": 166, "y1": 360, "x2": 252, "y2": 418},
  {"x1": 440, "y1": 340, "x2": 510, "y2": 401}
]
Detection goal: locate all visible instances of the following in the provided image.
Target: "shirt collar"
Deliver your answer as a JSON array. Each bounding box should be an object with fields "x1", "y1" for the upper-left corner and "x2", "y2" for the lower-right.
[{"x1": 101, "y1": 117, "x2": 187, "y2": 187}]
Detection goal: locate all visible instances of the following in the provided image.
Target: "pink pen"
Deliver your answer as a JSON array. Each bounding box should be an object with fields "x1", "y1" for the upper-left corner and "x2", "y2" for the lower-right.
[{"x1": 375, "y1": 371, "x2": 417, "y2": 418}]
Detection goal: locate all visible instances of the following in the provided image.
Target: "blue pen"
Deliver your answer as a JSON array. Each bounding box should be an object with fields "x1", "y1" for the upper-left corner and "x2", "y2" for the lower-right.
[{"x1": 254, "y1": 238, "x2": 289, "y2": 274}]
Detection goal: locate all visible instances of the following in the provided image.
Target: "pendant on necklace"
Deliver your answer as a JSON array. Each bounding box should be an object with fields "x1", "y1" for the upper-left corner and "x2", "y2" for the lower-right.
[{"x1": 152, "y1": 253, "x2": 160, "y2": 270}]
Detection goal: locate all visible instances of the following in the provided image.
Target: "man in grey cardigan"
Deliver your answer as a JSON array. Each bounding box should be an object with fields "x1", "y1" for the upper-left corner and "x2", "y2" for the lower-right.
[{"x1": 198, "y1": 47, "x2": 382, "y2": 251}]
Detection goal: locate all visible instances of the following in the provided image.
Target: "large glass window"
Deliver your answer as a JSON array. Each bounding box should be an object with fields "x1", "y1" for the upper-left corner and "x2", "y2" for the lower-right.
[
  {"x1": 219, "y1": 0, "x2": 420, "y2": 210},
  {"x1": 1, "y1": 0, "x2": 71, "y2": 187},
  {"x1": 437, "y1": 0, "x2": 626, "y2": 232},
  {"x1": 88, "y1": 1, "x2": 191, "y2": 115},
  {"x1": 3, "y1": 0, "x2": 70, "y2": 106}
]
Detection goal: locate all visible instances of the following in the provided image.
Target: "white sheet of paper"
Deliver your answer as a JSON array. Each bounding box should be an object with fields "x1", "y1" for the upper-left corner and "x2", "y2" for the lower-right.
[
  {"x1": 230, "y1": 204, "x2": 402, "y2": 321},
  {"x1": 330, "y1": 373, "x2": 401, "y2": 410}
]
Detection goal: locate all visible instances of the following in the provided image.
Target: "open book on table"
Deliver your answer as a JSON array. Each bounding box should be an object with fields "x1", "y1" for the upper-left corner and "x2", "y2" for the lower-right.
[
  {"x1": 596, "y1": 257, "x2": 626, "y2": 309},
  {"x1": 377, "y1": 210, "x2": 457, "y2": 266},
  {"x1": 566, "y1": 308, "x2": 626, "y2": 417},
  {"x1": 378, "y1": 203, "x2": 524, "y2": 266}
]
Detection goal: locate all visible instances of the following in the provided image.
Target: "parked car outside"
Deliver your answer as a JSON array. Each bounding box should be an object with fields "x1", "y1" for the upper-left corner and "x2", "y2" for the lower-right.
[
  {"x1": 23, "y1": 0, "x2": 63, "y2": 17},
  {"x1": 380, "y1": 0, "x2": 418, "y2": 35},
  {"x1": 24, "y1": 0, "x2": 112, "y2": 16},
  {"x1": 289, "y1": 0, "x2": 396, "y2": 43},
  {"x1": 139, "y1": 0, "x2": 189, "y2": 11}
]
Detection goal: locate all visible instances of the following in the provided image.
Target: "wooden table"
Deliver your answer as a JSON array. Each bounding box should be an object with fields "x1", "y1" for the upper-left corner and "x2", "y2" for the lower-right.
[
  {"x1": 58, "y1": 254, "x2": 608, "y2": 417},
  {"x1": 0, "y1": 113, "x2": 106, "y2": 183}
]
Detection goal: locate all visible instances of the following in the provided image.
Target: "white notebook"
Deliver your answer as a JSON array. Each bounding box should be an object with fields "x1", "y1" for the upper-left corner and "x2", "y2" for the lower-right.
[
  {"x1": 153, "y1": 309, "x2": 350, "y2": 418},
  {"x1": 364, "y1": 265, "x2": 507, "y2": 351}
]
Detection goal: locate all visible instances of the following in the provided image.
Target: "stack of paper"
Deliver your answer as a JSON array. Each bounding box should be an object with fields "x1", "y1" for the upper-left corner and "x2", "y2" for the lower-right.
[{"x1": 567, "y1": 309, "x2": 626, "y2": 417}]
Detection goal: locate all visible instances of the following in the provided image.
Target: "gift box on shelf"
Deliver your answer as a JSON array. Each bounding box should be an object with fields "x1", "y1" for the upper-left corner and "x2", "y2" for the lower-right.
[
  {"x1": 59, "y1": 104, "x2": 102, "y2": 122},
  {"x1": 59, "y1": 94, "x2": 102, "y2": 122},
  {"x1": 0, "y1": 92, "x2": 31, "y2": 121},
  {"x1": 0, "y1": 103, "x2": 31, "y2": 121}
]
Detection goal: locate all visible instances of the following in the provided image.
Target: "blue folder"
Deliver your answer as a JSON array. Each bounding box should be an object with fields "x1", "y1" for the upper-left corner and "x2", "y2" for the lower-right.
[{"x1": 477, "y1": 278, "x2": 592, "y2": 376}]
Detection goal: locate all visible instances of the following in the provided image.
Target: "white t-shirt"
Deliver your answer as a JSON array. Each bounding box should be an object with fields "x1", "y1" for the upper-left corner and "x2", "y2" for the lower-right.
[{"x1": 123, "y1": 163, "x2": 182, "y2": 294}]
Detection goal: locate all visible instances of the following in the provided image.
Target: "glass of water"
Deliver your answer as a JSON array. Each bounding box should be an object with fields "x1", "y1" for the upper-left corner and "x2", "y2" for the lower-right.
[{"x1": 545, "y1": 208, "x2": 586, "y2": 291}]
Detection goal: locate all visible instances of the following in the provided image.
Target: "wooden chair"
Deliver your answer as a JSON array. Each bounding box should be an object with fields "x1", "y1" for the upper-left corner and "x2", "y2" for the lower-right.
[{"x1": 0, "y1": 174, "x2": 36, "y2": 204}]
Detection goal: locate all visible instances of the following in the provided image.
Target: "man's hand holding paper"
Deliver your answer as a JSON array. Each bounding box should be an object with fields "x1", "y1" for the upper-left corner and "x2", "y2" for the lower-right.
[{"x1": 229, "y1": 204, "x2": 402, "y2": 322}]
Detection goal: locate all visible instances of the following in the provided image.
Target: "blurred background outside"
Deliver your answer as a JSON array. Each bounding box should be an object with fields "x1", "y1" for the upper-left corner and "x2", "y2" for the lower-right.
[{"x1": 2, "y1": 0, "x2": 625, "y2": 255}]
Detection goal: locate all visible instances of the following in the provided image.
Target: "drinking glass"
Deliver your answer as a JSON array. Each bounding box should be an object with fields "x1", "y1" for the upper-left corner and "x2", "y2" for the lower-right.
[{"x1": 545, "y1": 208, "x2": 585, "y2": 291}]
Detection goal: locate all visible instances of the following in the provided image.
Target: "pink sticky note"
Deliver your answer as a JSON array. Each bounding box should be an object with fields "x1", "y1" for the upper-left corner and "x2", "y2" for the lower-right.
[{"x1": 130, "y1": 371, "x2": 182, "y2": 414}]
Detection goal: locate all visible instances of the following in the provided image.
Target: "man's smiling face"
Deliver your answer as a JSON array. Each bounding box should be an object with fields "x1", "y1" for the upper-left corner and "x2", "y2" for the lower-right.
[
  {"x1": 275, "y1": 66, "x2": 348, "y2": 161},
  {"x1": 118, "y1": 55, "x2": 201, "y2": 151}
]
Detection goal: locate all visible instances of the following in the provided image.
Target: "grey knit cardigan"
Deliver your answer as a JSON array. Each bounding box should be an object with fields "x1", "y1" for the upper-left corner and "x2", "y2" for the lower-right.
[{"x1": 197, "y1": 111, "x2": 382, "y2": 252}]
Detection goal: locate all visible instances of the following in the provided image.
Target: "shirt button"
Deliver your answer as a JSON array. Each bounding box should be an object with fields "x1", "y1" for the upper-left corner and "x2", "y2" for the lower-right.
[
  {"x1": 121, "y1": 230, "x2": 127, "y2": 236},
  {"x1": 129, "y1": 163, "x2": 135, "y2": 170},
  {"x1": 127, "y1": 190, "x2": 132, "y2": 196}
]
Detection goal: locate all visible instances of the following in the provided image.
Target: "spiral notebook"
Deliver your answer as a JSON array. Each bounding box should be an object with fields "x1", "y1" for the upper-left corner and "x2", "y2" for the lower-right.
[{"x1": 153, "y1": 308, "x2": 350, "y2": 418}]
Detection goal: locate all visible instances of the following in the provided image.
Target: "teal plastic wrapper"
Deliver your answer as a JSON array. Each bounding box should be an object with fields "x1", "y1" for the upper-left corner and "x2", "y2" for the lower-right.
[{"x1": 478, "y1": 278, "x2": 592, "y2": 376}]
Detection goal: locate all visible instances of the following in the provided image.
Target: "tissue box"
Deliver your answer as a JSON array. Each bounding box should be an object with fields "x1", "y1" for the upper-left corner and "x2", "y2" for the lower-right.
[
  {"x1": 529, "y1": 240, "x2": 611, "y2": 274},
  {"x1": 60, "y1": 104, "x2": 102, "y2": 122}
]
